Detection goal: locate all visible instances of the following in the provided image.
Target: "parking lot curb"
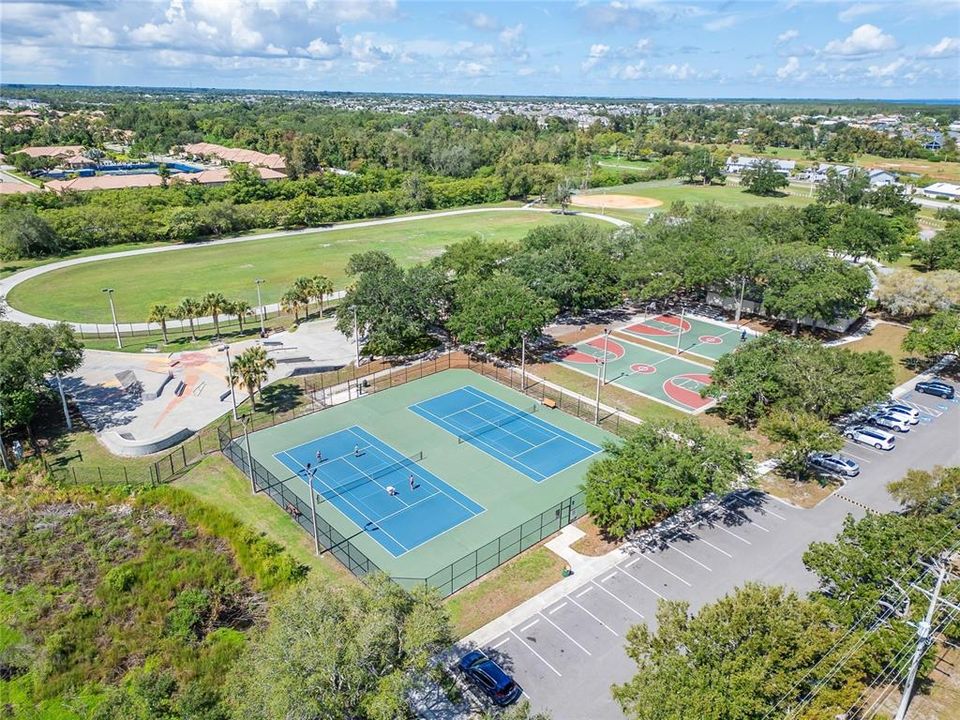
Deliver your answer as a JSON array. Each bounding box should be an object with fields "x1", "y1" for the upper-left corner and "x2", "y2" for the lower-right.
[{"x1": 834, "y1": 492, "x2": 881, "y2": 515}]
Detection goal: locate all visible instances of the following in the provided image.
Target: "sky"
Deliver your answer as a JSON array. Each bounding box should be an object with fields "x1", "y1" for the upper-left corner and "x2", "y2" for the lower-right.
[{"x1": 1, "y1": 0, "x2": 958, "y2": 100}]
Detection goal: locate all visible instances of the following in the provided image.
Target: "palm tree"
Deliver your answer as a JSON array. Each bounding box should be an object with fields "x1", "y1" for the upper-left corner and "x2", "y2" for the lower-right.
[
  {"x1": 147, "y1": 303, "x2": 172, "y2": 344},
  {"x1": 176, "y1": 297, "x2": 200, "y2": 341},
  {"x1": 202, "y1": 292, "x2": 228, "y2": 338},
  {"x1": 280, "y1": 288, "x2": 304, "y2": 323},
  {"x1": 311, "y1": 275, "x2": 334, "y2": 318},
  {"x1": 232, "y1": 299, "x2": 252, "y2": 333},
  {"x1": 292, "y1": 276, "x2": 314, "y2": 317},
  {"x1": 230, "y1": 345, "x2": 276, "y2": 410}
]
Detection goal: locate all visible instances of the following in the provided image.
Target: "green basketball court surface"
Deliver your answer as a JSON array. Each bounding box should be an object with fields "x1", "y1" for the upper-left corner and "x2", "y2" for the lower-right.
[
  {"x1": 557, "y1": 333, "x2": 716, "y2": 413},
  {"x1": 242, "y1": 369, "x2": 612, "y2": 584},
  {"x1": 619, "y1": 311, "x2": 754, "y2": 361}
]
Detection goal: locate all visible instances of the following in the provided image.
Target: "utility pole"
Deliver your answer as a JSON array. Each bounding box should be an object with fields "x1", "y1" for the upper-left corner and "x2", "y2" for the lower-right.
[
  {"x1": 241, "y1": 415, "x2": 255, "y2": 494},
  {"x1": 895, "y1": 557, "x2": 958, "y2": 720},
  {"x1": 520, "y1": 335, "x2": 527, "y2": 392},
  {"x1": 101, "y1": 288, "x2": 122, "y2": 349},
  {"x1": 308, "y1": 474, "x2": 320, "y2": 555},
  {"x1": 675, "y1": 305, "x2": 685, "y2": 355},
  {"x1": 223, "y1": 344, "x2": 239, "y2": 421},
  {"x1": 594, "y1": 356, "x2": 603, "y2": 424},
  {"x1": 255, "y1": 278, "x2": 266, "y2": 335},
  {"x1": 352, "y1": 305, "x2": 361, "y2": 367},
  {"x1": 735, "y1": 276, "x2": 747, "y2": 324},
  {"x1": 601, "y1": 328, "x2": 610, "y2": 384}
]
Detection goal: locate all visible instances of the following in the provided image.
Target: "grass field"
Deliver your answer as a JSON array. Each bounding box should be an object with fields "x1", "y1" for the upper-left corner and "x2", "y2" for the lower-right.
[
  {"x1": 8, "y1": 210, "x2": 599, "y2": 323},
  {"x1": 844, "y1": 321, "x2": 922, "y2": 385},
  {"x1": 580, "y1": 179, "x2": 814, "y2": 212}
]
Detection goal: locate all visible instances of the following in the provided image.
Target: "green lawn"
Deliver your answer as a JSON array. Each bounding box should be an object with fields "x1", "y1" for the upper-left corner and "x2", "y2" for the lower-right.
[
  {"x1": 8, "y1": 210, "x2": 599, "y2": 323},
  {"x1": 580, "y1": 180, "x2": 814, "y2": 212}
]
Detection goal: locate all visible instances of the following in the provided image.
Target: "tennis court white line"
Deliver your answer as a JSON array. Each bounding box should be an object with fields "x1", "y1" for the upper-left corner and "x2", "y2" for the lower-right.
[
  {"x1": 510, "y1": 630, "x2": 562, "y2": 677},
  {"x1": 637, "y1": 553, "x2": 692, "y2": 586},
  {"x1": 615, "y1": 567, "x2": 666, "y2": 600},
  {"x1": 369, "y1": 490, "x2": 441, "y2": 526},
  {"x1": 411, "y1": 401, "x2": 549, "y2": 481},
  {"x1": 278, "y1": 450, "x2": 411, "y2": 554},
  {"x1": 462, "y1": 406, "x2": 538, "y2": 451},
  {"x1": 340, "y1": 455, "x2": 412, "y2": 509},
  {"x1": 567, "y1": 596, "x2": 619, "y2": 636},
  {"x1": 538, "y1": 612, "x2": 592, "y2": 655},
  {"x1": 280, "y1": 431, "x2": 375, "y2": 460},
  {"x1": 460, "y1": 385, "x2": 602, "y2": 456},
  {"x1": 592, "y1": 578, "x2": 645, "y2": 616}
]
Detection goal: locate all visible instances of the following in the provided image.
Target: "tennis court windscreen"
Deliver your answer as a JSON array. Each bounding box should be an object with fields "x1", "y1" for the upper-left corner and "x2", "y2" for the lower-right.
[
  {"x1": 457, "y1": 404, "x2": 538, "y2": 444},
  {"x1": 315, "y1": 450, "x2": 424, "y2": 499}
]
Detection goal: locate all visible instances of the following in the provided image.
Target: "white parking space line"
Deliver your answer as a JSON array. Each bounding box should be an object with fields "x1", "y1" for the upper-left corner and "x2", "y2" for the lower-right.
[
  {"x1": 625, "y1": 557, "x2": 641, "y2": 569},
  {"x1": 492, "y1": 636, "x2": 511, "y2": 649},
  {"x1": 743, "y1": 516, "x2": 770, "y2": 532},
  {"x1": 713, "y1": 524, "x2": 752, "y2": 545},
  {"x1": 576, "y1": 586, "x2": 594, "y2": 598},
  {"x1": 592, "y1": 579, "x2": 646, "y2": 616},
  {"x1": 669, "y1": 545, "x2": 713, "y2": 571},
  {"x1": 567, "y1": 596, "x2": 620, "y2": 636},
  {"x1": 549, "y1": 602, "x2": 568, "y2": 615},
  {"x1": 694, "y1": 535, "x2": 734, "y2": 558},
  {"x1": 616, "y1": 567, "x2": 667, "y2": 600},
  {"x1": 738, "y1": 496, "x2": 787, "y2": 521},
  {"x1": 538, "y1": 612, "x2": 592, "y2": 655},
  {"x1": 520, "y1": 619, "x2": 540, "y2": 633},
  {"x1": 841, "y1": 447, "x2": 874, "y2": 463},
  {"x1": 601, "y1": 572, "x2": 618, "y2": 583},
  {"x1": 510, "y1": 630, "x2": 562, "y2": 677},
  {"x1": 846, "y1": 443, "x2": 891, "y2": 456},
  {"x1": 638, "y1": 553, "x2": 693, "y2": 586}
]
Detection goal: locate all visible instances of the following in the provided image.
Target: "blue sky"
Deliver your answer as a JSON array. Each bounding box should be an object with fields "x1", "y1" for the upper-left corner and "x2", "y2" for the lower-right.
[{"x1": 1, "y1": 1, "x2": 957, "y2": 99}]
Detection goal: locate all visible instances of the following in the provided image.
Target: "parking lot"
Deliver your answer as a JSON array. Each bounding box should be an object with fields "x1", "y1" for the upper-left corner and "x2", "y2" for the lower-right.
[{"x1": 459, "y1": 383, "x2": 960, "y2": 719}]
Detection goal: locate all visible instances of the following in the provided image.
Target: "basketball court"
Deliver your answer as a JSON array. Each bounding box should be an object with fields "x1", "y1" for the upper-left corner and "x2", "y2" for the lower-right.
[{"x1": 619, "y1": 312, "x2": 752, "y2": 361}]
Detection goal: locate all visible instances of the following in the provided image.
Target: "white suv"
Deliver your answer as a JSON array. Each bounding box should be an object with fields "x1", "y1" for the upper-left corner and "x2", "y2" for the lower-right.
[{"x1": 844, "y1": 425, "x2": 896, "y2": 450}]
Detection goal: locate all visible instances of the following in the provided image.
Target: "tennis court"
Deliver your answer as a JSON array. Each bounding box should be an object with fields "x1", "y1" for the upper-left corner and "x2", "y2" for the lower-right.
[
  {"x1": 620, "y1": 312, "x2": 752, "y2": 361},
  {"x1": 558, "y1": 334, "x2": 715, "y2": 413},
  {"x1": 274, "y1": 426, "x2": 484, "y2": 557},
  {"x1": 240, "y1": 369, "x2": 612, "y2": 584},
  {"x1": 409, "y1": 386, "x2": 602, "y2": 482}
]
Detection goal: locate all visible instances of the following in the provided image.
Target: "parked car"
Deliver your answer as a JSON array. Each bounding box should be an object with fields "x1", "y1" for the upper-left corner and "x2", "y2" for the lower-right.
[
  {"x1": 915, "y1": 380, "x2": 956, "y2": 399},
  {"x1": 880, "y1": 406, "x2": 919, "y2": 426},
  {"x1": 808, "y1": 452, "x2": 861, "y2": 477},
  {"x1": 844, "y1": 425, "x2": 896, "y2": 450},
  {"x1": 458, "y1": 651, "x2": 523, "y2": 706},
  {"x1": 868, "y1": 413, "x2": 911, "y2": 433},
  {"x1": 882, "y1": 402, "x2": 920, "y2": 421}
]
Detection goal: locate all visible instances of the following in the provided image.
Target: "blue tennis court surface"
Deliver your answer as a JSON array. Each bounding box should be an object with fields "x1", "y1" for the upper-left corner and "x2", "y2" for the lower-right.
[
  {"x1": 409, "y1": 386, "x2": 602, "y2": 482},
  {"x1": 274, "y1": 426, "x2": 484, "y2": 557}
]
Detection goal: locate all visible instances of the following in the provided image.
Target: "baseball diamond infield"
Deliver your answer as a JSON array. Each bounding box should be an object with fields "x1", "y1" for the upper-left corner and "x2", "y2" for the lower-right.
[{"x1": 569, "y1": 193, "x2": 663, "y2": 210}]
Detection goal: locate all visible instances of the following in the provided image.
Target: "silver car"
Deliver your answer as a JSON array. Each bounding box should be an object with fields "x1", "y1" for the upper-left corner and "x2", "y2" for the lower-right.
[{"x1": 868, "y1": 413, "x2": 911, "y2": 433}]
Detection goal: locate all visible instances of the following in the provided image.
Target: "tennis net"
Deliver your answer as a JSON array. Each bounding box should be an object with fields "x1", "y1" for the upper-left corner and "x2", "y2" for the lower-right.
[
  {"x1": 457, "y1": 404, "x2": 538, "y2": 444},
  {"x1": 314, "y1": 450, "x2": 424, "y2": 500}
]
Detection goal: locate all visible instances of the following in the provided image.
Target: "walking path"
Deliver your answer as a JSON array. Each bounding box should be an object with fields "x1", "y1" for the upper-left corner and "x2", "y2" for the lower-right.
[{"x1": 0, "y1": 207, "x2": 629, "y2": 334}]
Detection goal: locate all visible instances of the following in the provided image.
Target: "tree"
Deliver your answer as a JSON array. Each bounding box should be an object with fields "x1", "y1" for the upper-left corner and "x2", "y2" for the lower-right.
[
  {"x1": 887, "y1": 466, "x2": 960, "y2": 516},
  {"x1": 760, "y1": 410, "x2": 844, "y2": 480},
  {"x1": 147, "y1": 303, "x2": 172, "y2": 345},
  {"x1": 310, "y1": 275, "x2": 334, "y2": 318},
  {"x1": 447, "y1": 274, "x2": 557, "y2": 353},
  {"x1": 680, "y1": 147, "x2": 723, "y2": 185},
  {"x1": 902, "y1": 310, "x2": 960, "y2": 358},
  {"x1": 816, "y1": 167, "x2": 870, "y2": 206},
  {"x1": 613, "y1": 584, "x2": 864, "y2": 720},
  {"x1": 231, "y1": 299, "x2": 252, "y2": 333},
  {"x1": 551, "y1": 181, "x2": 573, "y2": 213},
  {"x1": 877, "y1": 270, "x2": 960, "y2": 319},
  {"x1": 584, "y1": 419, "x2": 754, "y2": 538},
  {"x1": 230, "y1": 346, "x2": 276, "y2": 410},
  {"x1": 864, "y1": 183, "x2": 917, "y2": 217},
  {"x1": 157, "y1": 162, "x2": 171, "y2": 189},
  {"x1": 280, "y1": 288, "x2": 305, "y2": 323},
  {"x1": 826, "y1": 206, "x2": 899, "y2": 261},
  {"x1": 291, "y1": 276, "x2": 314, "y2": 317},
  {"x1": 227, "y1": 575, "x2": 451, "y2": 720},
  {"x1": 176, "y1": 297, "x2": 200, "y2": 342},
  {"x1": 201, "y1": 292, "x2": 228, "y2": 339},
  {"x1": 0, "y1": 208, "x2": 59, "y2": 260},
  {"x1": 228, "y1": 162, "x2": 266, "y2": 203},
  {"x1": 912, "y1": 222, "x2": 960, "y2": 271},
  {"x1": 740, "y1": 159, "x2": 788, "y2": 196},
  {"x1": 706, "y1": 333, "x2": 894, "y2": 427}
]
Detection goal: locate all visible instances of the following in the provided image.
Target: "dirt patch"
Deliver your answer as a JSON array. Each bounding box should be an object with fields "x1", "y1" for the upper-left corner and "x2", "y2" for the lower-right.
[
  {"x1": 571, "y1": 515, "x2": 621, "y2": 556},
  {"x1": 571, "y1": 193, "x2": 663, "y2": 210},
  {"x1": 758, "y1": 473, "x2": 840, "y2": 509}
]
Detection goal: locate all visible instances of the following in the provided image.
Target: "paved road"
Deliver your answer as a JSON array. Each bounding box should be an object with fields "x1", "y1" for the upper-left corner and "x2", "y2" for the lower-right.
[
  {"x1": 461, "y1": 387, "x2": 960, "y2": 719},
  {"x1": 0, "y1": 207, "x2": 627, "y2": 332}
]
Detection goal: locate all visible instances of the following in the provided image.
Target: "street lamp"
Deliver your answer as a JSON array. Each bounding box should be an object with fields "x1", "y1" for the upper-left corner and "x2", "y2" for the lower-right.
[
  {"x1": 101, "y1": 288, "x2": 122, "y2": 349},
  {"x1": 352, "y1": 305, "x2": 361, "y2": 367},
  {"x1": 52, "y1": 349, "x2": 72, "y2": 431},
  {"x1": 520, "y1": 335, "x2": 527, "y2": 392},
  {"x1": 601, "y1": 328, "x2": 610, "y2": 384},
  {"x1": 223, "y1": 344, "x2": 239, "y2": 421},
  {"x1": 594, "y1": 356, "x2": 603, "y2": 425},
  {"x1": 255, "y1": 278, "x2": 265, "y2": 335}
]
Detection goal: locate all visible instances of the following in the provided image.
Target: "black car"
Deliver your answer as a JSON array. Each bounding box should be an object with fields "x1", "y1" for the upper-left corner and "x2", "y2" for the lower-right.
[
  {"x1": 458, "y1": 651, "x2": 523, "y2": 706},
  {"x1": 915, "y1": 380, "x2": 955, "y2": 399}
]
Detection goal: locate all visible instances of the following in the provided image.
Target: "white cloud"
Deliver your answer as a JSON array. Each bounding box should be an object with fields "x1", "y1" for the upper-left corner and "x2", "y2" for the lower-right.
[
  {"x1": 517, "y1": 66, "x2": 536, "y2": 77},
  {"x1": 464, "y1": 11, "x2": 500, "y2": 31},
  {"x1": 306, "y1": 38, "x2": 340, "y2": 59},
  {"x1": 867, "y1": 57, "x2": 906, "y2": 78},
  {"x1": 632, "y1": 38, "x2": 653, "y2": 54},
  {"x1": 776, "y1": 56, "x2": 806, "y2": 80},
  {"x1": 616, "y1": 62, "x2": 647, "y2": 80},
  {"x1": 454, "y1": 61, "x2": 490, "y2": 77},
  {"x1": 704, "y1": 15, "x2": 738, "y2": 32},
  {"x1": 838, "y1": 3, "x2": 881, "y2": 22},
  {"x1": 920, "y1": 36, "x2": 959, "y2": 58},
  {"x1": 748, "y1": 63, "x2": 765, "y2": 77},
  {"x1": 823, "y1": 24, "x2": 897, "y2": 56},
  {"x1": 582, "y1": 43, "x2": 610, "y2": 71},
  {"x1": 658, "y1": 63, "x2": 696, "y2": 80},
  {"x1": 777, "y1": 29, "x2": 799, "y2": 44},
  {"x1": 72, "y1": 11, "x2": 117, "y2": 48}
]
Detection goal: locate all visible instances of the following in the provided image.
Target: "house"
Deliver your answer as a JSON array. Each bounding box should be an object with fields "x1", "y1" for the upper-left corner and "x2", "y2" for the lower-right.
[
  {"x1": 178, "y1": 142, "x2": 287, "y2": 173},
  {"x1": 923, "y1": 182, "x2": 960, "y2": 201},
  {"x1": 62, "y1": 154, "x2": 96, "y2": 169},
  {"x1": 867, "y1": 169, "x2": 898, "y2": 187},
  {"x1": 43, "y1": 165, "x2": 285, "y2": 193},
  {"x1": 724, "y1": 156, "x2": 796, "y2": 175},
  {"x1": 923, "y1": 132, "x2": 944, "y2": 151},
  {"x1": 13, "y1": 145, "x2": 85, "y2": 159}
]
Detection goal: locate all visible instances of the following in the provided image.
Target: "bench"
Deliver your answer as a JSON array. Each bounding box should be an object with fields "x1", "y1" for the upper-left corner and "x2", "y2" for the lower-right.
[{"x1": 542, "y1": 398, "x2": 557, "y2": 409}]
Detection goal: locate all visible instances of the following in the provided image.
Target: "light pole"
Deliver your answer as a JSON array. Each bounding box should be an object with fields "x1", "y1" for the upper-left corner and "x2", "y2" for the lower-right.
[
  {"x1": 0, "y1": 400, "x2": 9, "y2": 472},
  {"x1": 255, "y1": 278, "x2": 265, "y2": 335},
  {"x1": 223, "y1": 344, "x2": 239, "y2": 421},
  {"x1": 520, "y1": 335, "x2": 527, "y2": 392},
  {"x1": 352, "y1": 305, "x2": 361, "y2": 367},
  {"x1": 101, "y1": 288, "x2": 122, "y2": 349},
  {"x1": 241, "y1": 415, "x2": 256, "y2": 495},
  {"x1": 601, "y1": 328, "x2": 610, "y2": 384},
  {"x1": 594, "y1": 357, "x2": 603, "y2": 425},
  {"x1": 675, "y1": 305, "x2": 685, "y2": 356},
  {"x1": 52, "y1": 349, "x2": 72, "y2": 431}
]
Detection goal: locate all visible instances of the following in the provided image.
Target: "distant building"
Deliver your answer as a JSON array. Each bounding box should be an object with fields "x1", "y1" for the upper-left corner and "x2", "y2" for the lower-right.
[
  {"x1": 13, "y1": 145, "x2": 85, "y2": 159},
  {"x1": 867, "y1": 169, "x2": 897, "y2": 187},
  {"x1": 44, "y1": 165, "x2": 284, "y2": 193},
  {"x1": 178, "y1": 142, "x2": 286, "y2": 172},
  {"x1": 724, "y1": 156, "x2": 796, "y2": 175},
  {"x1": 923, "y1": 182, "x2": 960, "y2": 201}
]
